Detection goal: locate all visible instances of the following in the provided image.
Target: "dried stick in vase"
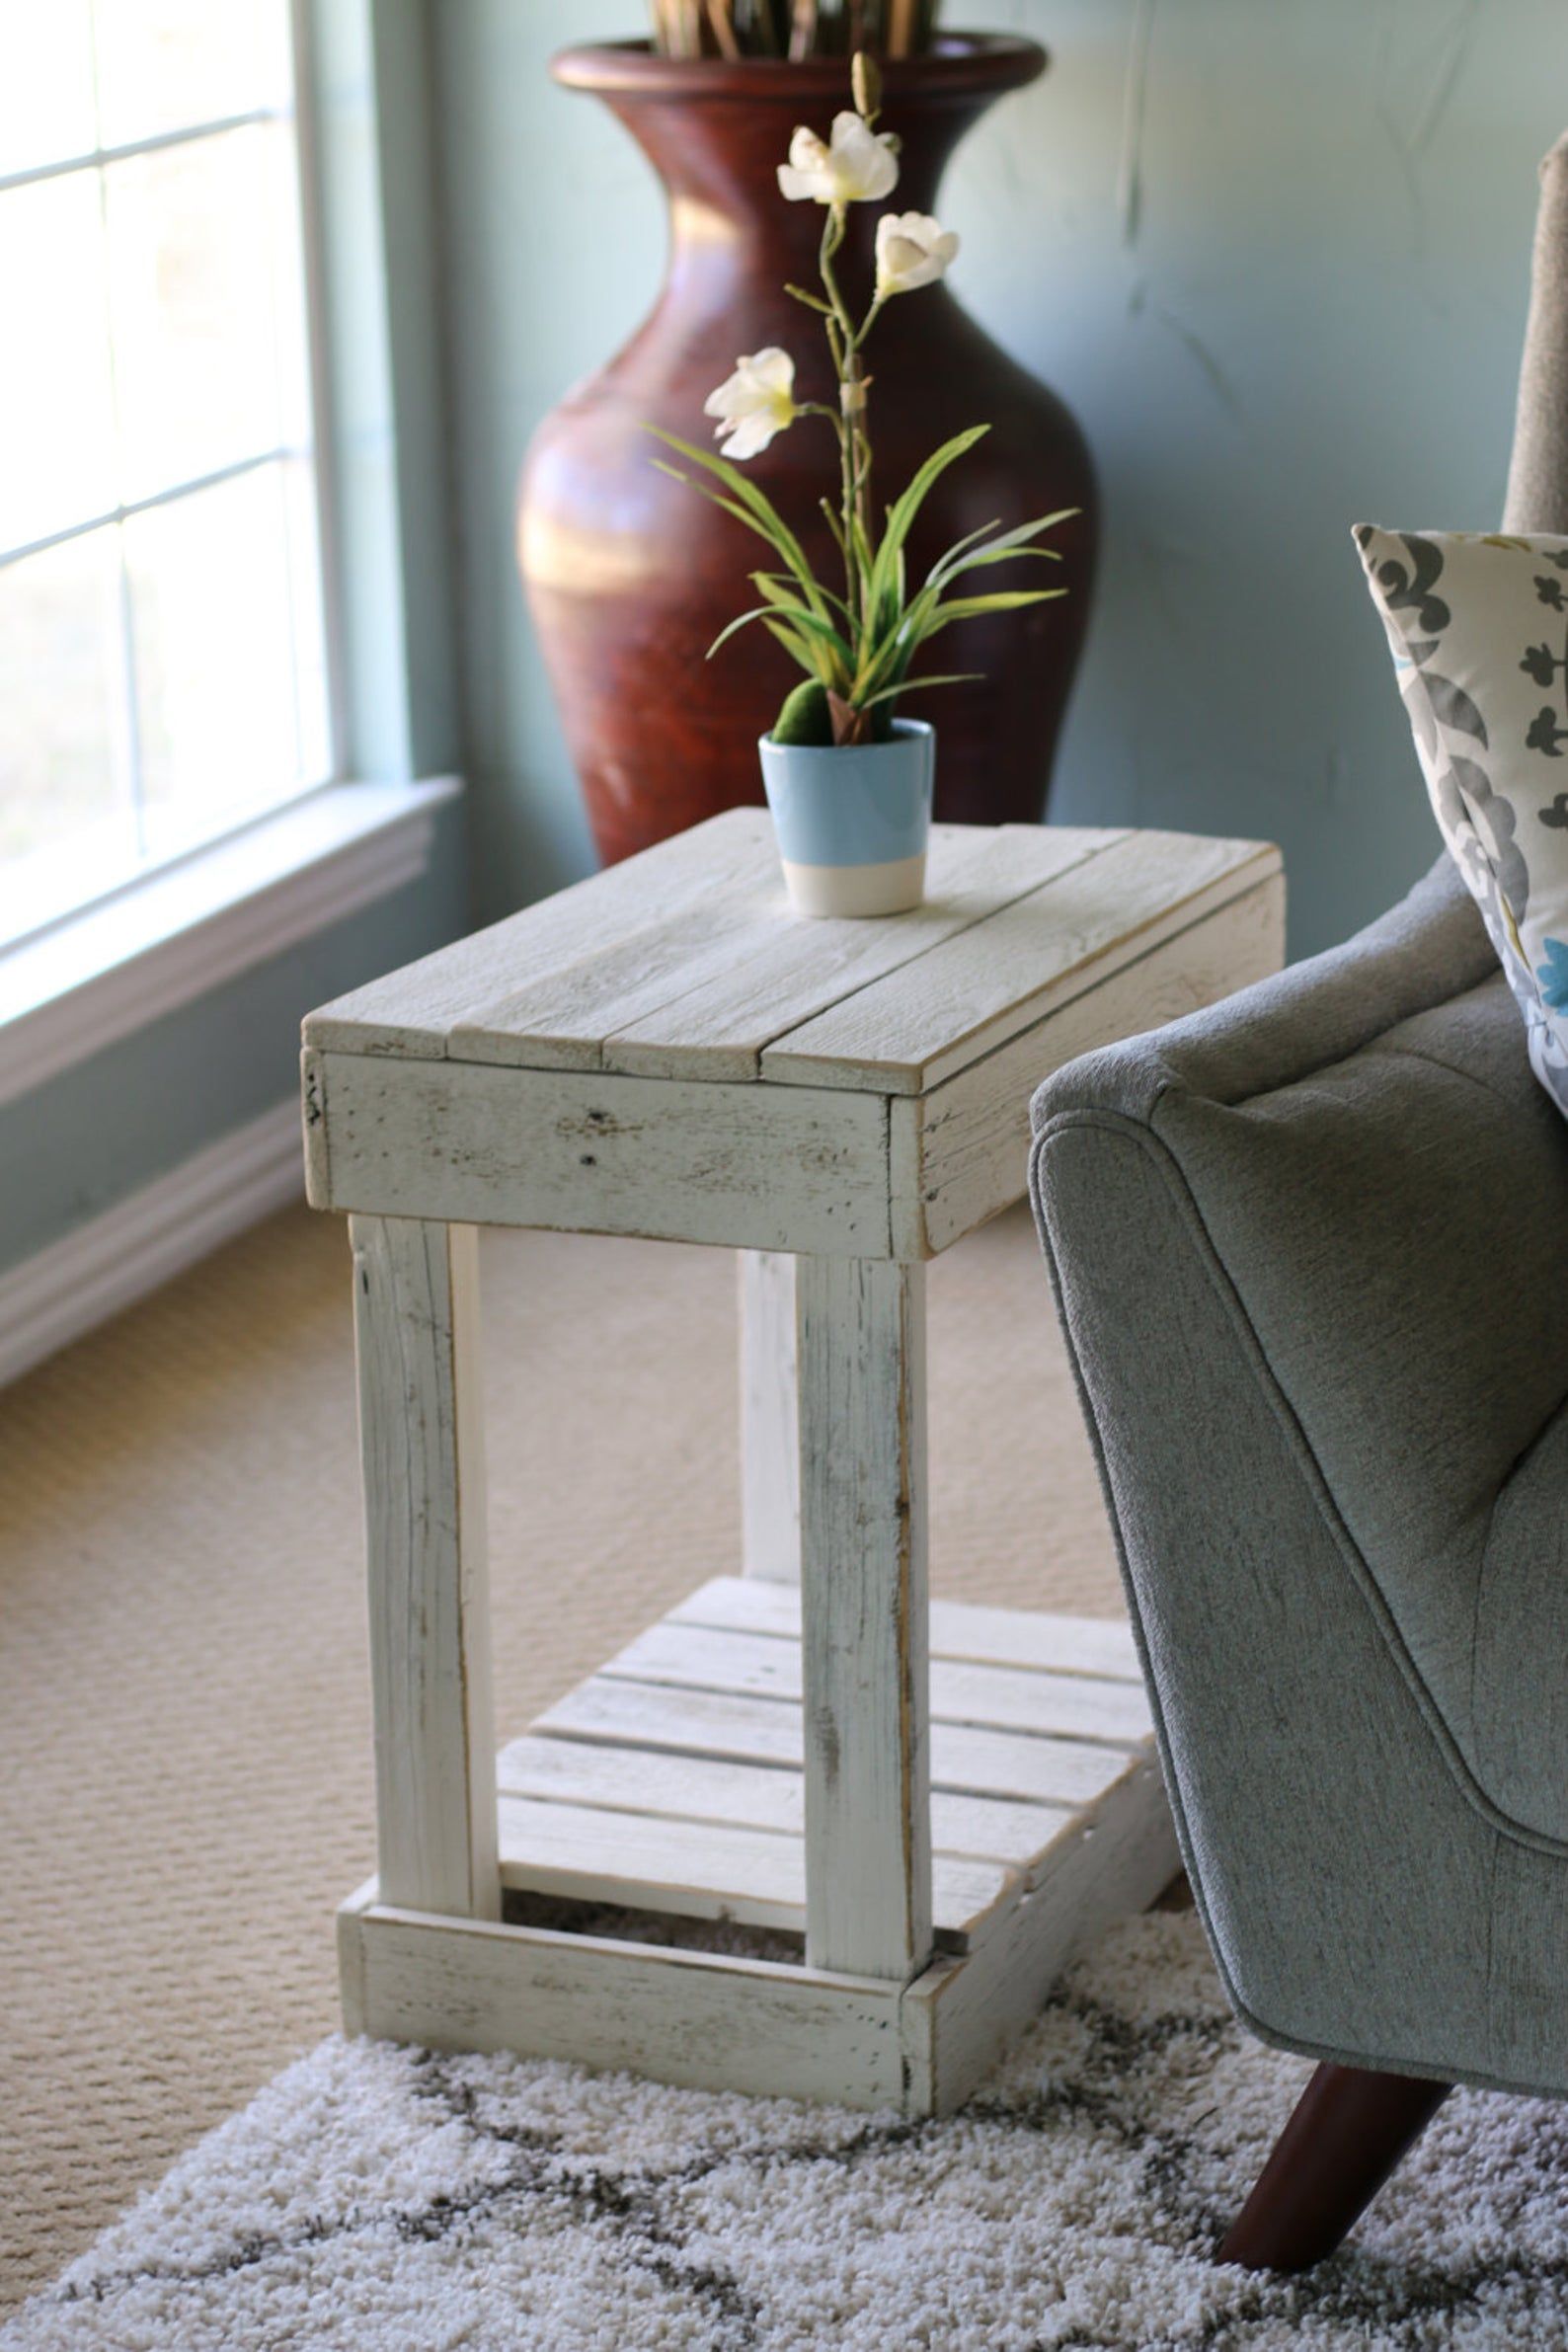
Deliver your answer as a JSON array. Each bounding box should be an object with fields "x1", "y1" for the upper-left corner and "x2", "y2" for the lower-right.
[
  {"x1": 706, "y1": 0, "x2": 743, "y2": 57},
  {"x1": 887, "y1": 0, "x2": 915, "y2": 57},
  {"x1": 789, "y1": 0, "x2": 820, "y2": 54}
]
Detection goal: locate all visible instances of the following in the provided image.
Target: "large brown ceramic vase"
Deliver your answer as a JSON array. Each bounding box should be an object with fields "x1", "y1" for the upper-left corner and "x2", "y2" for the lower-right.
[{"x1": 519, "y1": 35, "x2": 1097, "y2": 866}]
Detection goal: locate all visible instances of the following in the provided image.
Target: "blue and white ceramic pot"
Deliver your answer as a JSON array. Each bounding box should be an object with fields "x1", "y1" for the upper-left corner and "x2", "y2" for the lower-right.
[{"x1": 757, "y1": 719, "x2": 935, "y2": 917}]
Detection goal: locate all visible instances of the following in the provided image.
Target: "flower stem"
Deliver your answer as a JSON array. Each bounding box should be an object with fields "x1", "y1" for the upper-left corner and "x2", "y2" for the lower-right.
[{"x1": 819, "y1": 203, "x2": 863, "y2": 635}]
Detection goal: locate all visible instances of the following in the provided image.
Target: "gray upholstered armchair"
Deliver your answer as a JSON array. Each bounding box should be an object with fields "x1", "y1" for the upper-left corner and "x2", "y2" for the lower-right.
[{"x1": 1031, "y1": 135, "x2": 1568, "y2": 2272}]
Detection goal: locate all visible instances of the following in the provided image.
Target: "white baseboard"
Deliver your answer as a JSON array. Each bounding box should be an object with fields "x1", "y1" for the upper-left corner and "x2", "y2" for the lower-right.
[{"x1": 0, "y1": 1098, "x2": 305, "y2": 1389}]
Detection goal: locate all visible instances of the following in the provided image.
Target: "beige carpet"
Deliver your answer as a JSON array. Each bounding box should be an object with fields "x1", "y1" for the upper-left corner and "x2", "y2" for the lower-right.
[{"x1": 0, "y1": 1199, "x2": 1119, "y2": 2313}]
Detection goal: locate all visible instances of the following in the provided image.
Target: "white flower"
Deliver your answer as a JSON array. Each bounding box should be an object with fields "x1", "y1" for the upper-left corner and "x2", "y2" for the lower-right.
[
  {"x1": 777, "y1": 112, "x2": 899, "y2": 204},
  {"x1": 703, "y1": 347, "x2": 798, "y2": 460},
  {"x1": 875, "y1": 211, "x2": 961, "y2": 297}
]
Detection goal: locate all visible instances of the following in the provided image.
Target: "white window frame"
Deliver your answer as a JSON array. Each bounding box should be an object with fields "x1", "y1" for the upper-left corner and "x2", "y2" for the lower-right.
[{"x1": 0, "y1": 0, "x2": 459, "y2": 1105}]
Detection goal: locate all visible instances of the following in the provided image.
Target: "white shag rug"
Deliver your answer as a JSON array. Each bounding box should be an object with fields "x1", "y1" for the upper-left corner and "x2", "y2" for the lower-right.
[{"x1": 5, "y1": 1912, "x2": 1567, "y2": 2351}]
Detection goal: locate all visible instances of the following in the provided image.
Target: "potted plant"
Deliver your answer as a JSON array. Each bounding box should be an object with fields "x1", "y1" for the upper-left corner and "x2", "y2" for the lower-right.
[
  {"x1": 519, "y1": 9, "x2": 1096, "y2": 866},
  {"x1": 653, "y1": 54, "x2": 1072, "y2": 914}
]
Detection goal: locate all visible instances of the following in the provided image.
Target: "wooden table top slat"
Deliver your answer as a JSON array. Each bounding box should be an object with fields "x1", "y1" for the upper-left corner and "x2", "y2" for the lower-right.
[{"x1": 762, "y1": 831, "x2": 1281, "y2": 1094}]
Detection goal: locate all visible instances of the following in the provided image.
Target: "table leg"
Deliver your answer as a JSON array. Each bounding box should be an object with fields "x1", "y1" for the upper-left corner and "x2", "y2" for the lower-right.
[
  {"x1": 739, "y1": 1249, "x2": 801, "y2": 1582},
  {"x1": 351, "y1": 1215, "x2": 499, "y2": 1921},
  {"x1": 797, "y1": 1255, "x2": 932, "y2": 1981}
]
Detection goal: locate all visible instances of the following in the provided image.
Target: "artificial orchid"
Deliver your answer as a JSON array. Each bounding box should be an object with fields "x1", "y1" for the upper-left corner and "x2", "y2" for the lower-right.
[
  {"x1": 777, "y1": 110, "x2": 900, "y2": 204},
  {"x1": 875, "y1": 210, "x2": 960, "y2": 297},
  {"x1": 704, "y1": 348, "x2": 800, "y2": 459}
]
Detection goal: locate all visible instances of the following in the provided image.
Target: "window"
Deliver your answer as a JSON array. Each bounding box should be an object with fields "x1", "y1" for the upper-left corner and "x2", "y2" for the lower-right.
[{"x1": 0, "y1": 0, "x2": 334, "y2": 952}]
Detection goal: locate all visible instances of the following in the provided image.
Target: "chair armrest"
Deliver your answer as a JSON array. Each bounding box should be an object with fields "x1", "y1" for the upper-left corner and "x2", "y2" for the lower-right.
[{"x1": 1031, "y1": 854, "x2": 1494, "y2": 1136}]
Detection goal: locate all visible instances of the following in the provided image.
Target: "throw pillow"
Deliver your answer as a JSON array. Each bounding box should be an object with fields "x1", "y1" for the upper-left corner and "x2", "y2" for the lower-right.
[{"x1": 1356, "y1": 524, "x2": 1568, "y2": 1117}]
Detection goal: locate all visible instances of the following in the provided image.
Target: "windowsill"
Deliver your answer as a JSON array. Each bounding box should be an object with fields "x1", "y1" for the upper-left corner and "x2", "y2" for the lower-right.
[{"x1": 0, "y1": 776, "x2": 461, "y2": 1110}]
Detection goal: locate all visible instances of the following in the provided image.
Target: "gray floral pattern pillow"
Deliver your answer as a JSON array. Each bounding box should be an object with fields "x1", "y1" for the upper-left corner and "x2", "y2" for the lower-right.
[{"x1": 1356, "y1": 525, "x2": 1568, "y2": 1117}]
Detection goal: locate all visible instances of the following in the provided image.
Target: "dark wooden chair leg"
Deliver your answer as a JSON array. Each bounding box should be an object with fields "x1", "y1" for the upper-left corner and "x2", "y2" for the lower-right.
[{"x1": 1216, "y1": 2061, "x2": 1451, "y2": 2272}]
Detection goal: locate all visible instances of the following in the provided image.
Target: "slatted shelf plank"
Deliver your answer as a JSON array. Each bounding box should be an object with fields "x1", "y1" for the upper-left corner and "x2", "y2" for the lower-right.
[
  {"x1": 533, "y1": 1676, "x2": 1143, "y2": 1808},
  {"x1": 495, "y1": 1794, "x2": 1012, "y2": 1947},
  {"x1": 497, "y1": 1732, "x2": 1073, "y2": 1865},
  {"x1": 669, "y1": 1573, "x2": 1142, "y2": 1684},
  {"x1": 598, "y1": 1621, "x2": 1153, "y2": 1747},
  {"x1": 762, "y1": 832, "x2": 1282, "y2": 1094}
]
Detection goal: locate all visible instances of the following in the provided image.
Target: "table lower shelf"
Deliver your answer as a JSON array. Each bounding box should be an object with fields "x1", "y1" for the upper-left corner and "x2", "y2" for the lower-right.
[
  {"x1": 340, "y1": 1577, "x2": 1180, "y2": 2114},
  {"x1": 498, "y1": 1574, "x2": 1158, "y2": 1955}
]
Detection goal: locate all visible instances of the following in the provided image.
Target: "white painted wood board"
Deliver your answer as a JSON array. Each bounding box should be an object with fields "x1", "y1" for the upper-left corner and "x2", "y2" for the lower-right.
[
  {"x1": 352, "y1": 1217, "x2": 499, "y2": 1921},
  {"x1": 901, "y1": 1755, "x2": 1180, "y2": 2114},
  {"x1": 303, "y1": 809, "x2": 779, "y2": 1058},
  {"x1": 311, "y1": 1053, "x2": 891, "y2": 1255},
  {"x1": 496, "y1": 1731, "x2": 1072, "y2": 1864},
  {"x1": 739, "y1": 1252, "x2": 801, "y2": 1582},
  {"x1": 342, "y1": 1892, "x2": 908, "y2": 2107},
  {"x1": 494, "y1": 1793, "x2": 1009, "y2": 1947},
  {"x1": 891, "y1": 869, "x2": 1288, "y2": 1256},
  {"x1": 599, "y1": 1621, "x2": 1153, "y2": 1746},
  {"x1": 670, "y1": 1573, "x2": 1142, "y2": 1683},
  {"x1": 797, "y1": 1255, "x2": 931, "y2": 1979},
  {"x1": 533, "y1": 1675, "x2": 1145, "y2": 1810},
  {"x1": 763, "y1": 834, "x2": 1283, "y2": 1094}
]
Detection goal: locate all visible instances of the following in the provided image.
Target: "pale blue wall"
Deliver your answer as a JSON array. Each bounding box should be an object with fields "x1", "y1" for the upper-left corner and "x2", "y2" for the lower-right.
[
  {"x1": 432, "y1": 0, "x2": 1568, "y2": 955},
  {"x1": 0, "y1": 817, "x2": 465, "y2": 1271}
]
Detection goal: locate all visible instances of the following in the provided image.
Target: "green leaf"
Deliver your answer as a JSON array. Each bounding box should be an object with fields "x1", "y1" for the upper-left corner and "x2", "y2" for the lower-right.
[
  {"x1": 864, "y1": 426, "x2": 989, "y2": 629},
  {"x1": 850, "y1": 510, "x2": 876, "y2": 605},
  {"x1": 648, "y1": 430, "x2": 827, "y2": 618},
  {"x1": 752, "y1": 571, "x2": 855, "y2": 641},
  {"x1": 954, "y1": 543, "x2": 1064, "y2": 573},
  {"x1": 706, "y1": 604, "x2": 795, "y2": 659},
  {"x1": 858, "y1": 670, "x2": 983, "y2": 711},
  {"x1": 851, "y1": 576, "x2": 945, "y2": 697},
  {"x1": 761, "y1": 616, "x2": 829, "y2": 681},
  {"x1": 919, "y1": 516, "x2": 1003, "y2": 580},
  {"x1": 921, "y1": 588, "x2": 1066, "y2": 634},
  {"x1": 926, "y1": 509, "x2": 1078, "y2": 591},
  {"x1": 652, "y1": 463, "x2": 806, "y2": 574},
  {"x1": 708, "y1": 601, "x2": 849, "y2": 689}
]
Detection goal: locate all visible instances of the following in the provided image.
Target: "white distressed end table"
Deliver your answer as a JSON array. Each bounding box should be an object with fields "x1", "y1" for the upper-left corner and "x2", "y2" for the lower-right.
[{"x1": 303, "y1": 811, "x2": 1284, "y2": 2116}]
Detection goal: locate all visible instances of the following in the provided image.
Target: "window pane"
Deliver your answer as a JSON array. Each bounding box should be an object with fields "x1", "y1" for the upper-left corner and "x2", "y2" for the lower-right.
[
  {"x1": 106, "y1": 123, "x2": 305, "y2": 501},
  {"x1": 92, "y1": 0, "x2": 291, "y2": 149},
  {"x1": 0, "y1": 176, "x2": 117, "y2": 555},
  {"x1": 0, "y1": 532, "x2": 131, "y2": 939},
  {"x1": 0, "y1": 1, "x2": 96, "y2": 177},
  {"x1": 126, "y1": 466, "x2": 310, "y2": 855}
]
